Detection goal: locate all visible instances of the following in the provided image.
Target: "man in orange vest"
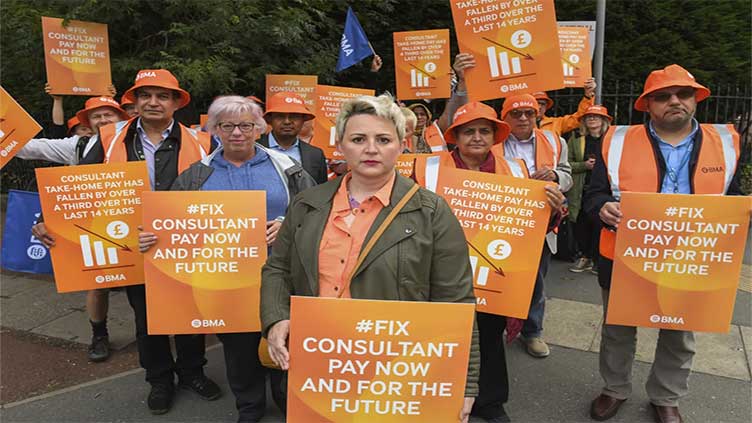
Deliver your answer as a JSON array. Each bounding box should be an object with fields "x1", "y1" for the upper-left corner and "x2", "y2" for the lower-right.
[
  {"x1": 493, "y1": 94, "x2": 572, "y2": 359},
  {"x1": 33, "y1": 69, "x2": 216, "y2": 415},
  {"x1": 533, "y1": 77, "x2": 596, "y2": 138},
  {"x1": 584, "y1": 64, "x2": 741, "y2": 423}
]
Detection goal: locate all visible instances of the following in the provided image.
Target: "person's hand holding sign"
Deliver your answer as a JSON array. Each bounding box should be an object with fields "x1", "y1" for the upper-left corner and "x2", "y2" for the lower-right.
[
  {"x1": 138, "y1": 226, "x2": 157, "y2": 253},
  {"x1": 531, "y1": 166, "x2": 557, "y2": 182},
  {"x1": 267, "y1": 319, "x2": 291, "y2": 369},
  {"x1": 453, "y1": 53, "x2": 476, "y2": 83},
  {"x1": 266, "y1": 220, "x2": 282, "y2": 245},
  {"x1": 544, "y1": 184, "x2": 565, "y2": 211},
  {"x1": 584, "y1": 77, "x2": 596, "y2": 99},
  {"x1": 600, "y1": 201, "x2": 622, "y2": 228},
  {"x1": 459, "y1": 397, "x2": 475, "y2": 423},
  {"x1": 31, "y1": 222, "x2": 55, "y2": 248}
]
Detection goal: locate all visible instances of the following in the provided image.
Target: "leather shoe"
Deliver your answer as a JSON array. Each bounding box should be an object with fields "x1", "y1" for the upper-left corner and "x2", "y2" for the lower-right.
[
  {"x1": 590, "y1": 394, "x2": 626, "y2": 421},
  {"x1": 651, "y1": 403, "x2": 683, "y2": 423},
  {"x1": 147, "y1": 383, "x2": 174, "y2": 415},
  {"x1": 179, "y1": 375, "x2": 222, "y2": 401}
]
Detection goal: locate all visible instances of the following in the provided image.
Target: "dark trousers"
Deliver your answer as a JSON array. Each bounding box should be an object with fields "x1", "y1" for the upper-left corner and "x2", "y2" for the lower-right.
[
  {"x1": 471, "y1": 312, "x2": 509, "y2": 419},
  {"x1": 216, "y1": 332, "x2": 287, "y2": 422},
  {"x1": 125, "y1": 284, "x2": 206, "y2": 385},
  {"x1": 522, "y1": 244, "x2": 551, "y2": 338},
  {"x1": 575, "y1": 207, "x2": 601, "y2": 259}
]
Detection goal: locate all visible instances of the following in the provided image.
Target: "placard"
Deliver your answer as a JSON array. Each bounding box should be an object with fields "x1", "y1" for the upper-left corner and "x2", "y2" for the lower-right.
[
  {"x1": 393, "y1": 29, "x2": 451, "y2": 100},
  {"x1": 266, "y1": 74, "x2": 318, "y2": 109},
  {"x1": 310, "y1": 85, "x2": 375, "y2": 159},
  {"x1": 0, "y1": 86, "x2": 43, "y2": 168},
  {"x1": 607, "y1": 192, "x2": 751, "y2": 332},
  {"x1": 449, "y1": 0, "x2": 565, "y2": 101},
  {"x1": 42, "y1": 17, "x2": 112, "y2": 96},
  {"x1": 558, "y1": 26, "x2": 591, "y2": 87},
  {"x1": 35, "y1": 162, "x2": 149, "y2": 292},
  {"x1": 142, "y1": 191, "x2": 267, "y2": 334},
  {"x1": 395, "y1": 153, "x2": 440, "y2": 178},
  {"x1": 434, "y1": 167, "x2": 552, "y2": 317},
  {"x1": 287, "y1": 296, "x2": 474, "y2": 422}
]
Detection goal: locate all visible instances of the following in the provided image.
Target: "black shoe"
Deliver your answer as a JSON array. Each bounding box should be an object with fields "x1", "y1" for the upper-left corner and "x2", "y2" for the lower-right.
[
  {"x1": 87, "y1": 335, "x2": 110, "y2": 362},
  {"x1": 179, "y1": 375, "x2": 222, "y2": 401},
  {"x1": 486, "y1": 408, "x2": 511, "y2": 423},
  {"x1": 148, "y1": 383, "x2": 174, "y2": 415}
]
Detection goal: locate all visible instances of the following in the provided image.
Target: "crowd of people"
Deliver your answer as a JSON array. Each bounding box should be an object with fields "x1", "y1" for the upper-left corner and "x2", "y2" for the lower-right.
[{"x1": 17, "y1": 52, "x2": 744, "y2": 423}]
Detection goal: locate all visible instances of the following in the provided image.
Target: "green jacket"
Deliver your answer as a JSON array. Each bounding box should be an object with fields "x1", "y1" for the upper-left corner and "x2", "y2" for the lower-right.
[
  {"x1": 261, "y1": 173, "x2": 480, "y2": 396},
  {"x1": 566, "y1": 133, "x2": 588, "y2": 222}
]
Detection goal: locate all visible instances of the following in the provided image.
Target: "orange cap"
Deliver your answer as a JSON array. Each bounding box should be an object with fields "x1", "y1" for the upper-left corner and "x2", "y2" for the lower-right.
[
  {"x1": 634, "y1": 64, "x2": 710, "y2": 112},
  {"x1": 247, "y1": 95, "x2": 265, "y2": 105},
  {"x1": 75, "y1": 96, "x2": 128, "y2": 128},
  {"x1": 580, "y1": 105, "x2": 613, "y2": 123},
  {"x1": 122, "y1": 69, "x2": 191, "y2": 109},
  {"x1": 532, "y1": 91, "x2": 554, "y2": 109},
  {"x1": 67, "y1": 116, "x2": 82, "y2": 134},
  {"x1": 263, "y1": 92, "x2": 314, "y2": 121},
  {"x1": 500, "y1": 94, "x2": 539, "y2": 120},
  {"x1": 443, "y1": 101, "x2": 511, "y2": 145},
  {"x1": 119, "y1": 93, "x2": 134, "y2": 107}
]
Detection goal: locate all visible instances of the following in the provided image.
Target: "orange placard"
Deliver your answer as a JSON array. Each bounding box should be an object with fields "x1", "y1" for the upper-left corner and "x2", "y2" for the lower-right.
[
  {"x1": 310, "y1": 85, "x2": 375, "y2": 159},
  {"x1": 35, "y1": 162, "x2": 149, "y2": 292},
  {"x1": 42, "y1": 17, "x2": 112, "y2": 96},
  {"x1": 393, "y1": 29, "x2": 451, "y2": 100},
  {"x1": 558, "y1": 26, "x2": 591, "y2": 87},
  {"x1": 0, "y1": 86, "x2": 43, "y2": 168},
  {"x1": 200, "y1": 114, "x2": 208, "y2": 128},
  {"x1": 266, "y1": 74, "x2": 318, "y2": 110},
  {"x1": 607, "y1": 193, "x2": 751, "y2": 333},
  {"x1": 395, "y1": 153, "x2": 440, "y2": 178},
  {"x1": 142, "y1": 191, "x2": 267, "y2": 334},
  {"x1": 449, "y1": 0, "x2": 564, "y2": 101},
  {"x1": 287, "y1": 296, "x2": 474, "y2": 422},
  {"x1": 433, "y1": 167, "x2": 551, "y2": 317}
]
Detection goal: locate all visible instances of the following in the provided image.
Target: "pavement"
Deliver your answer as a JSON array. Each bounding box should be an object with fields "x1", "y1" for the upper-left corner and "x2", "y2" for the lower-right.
[{"x1": 1, "y1": 259, "x2": 750, "y2": 422}]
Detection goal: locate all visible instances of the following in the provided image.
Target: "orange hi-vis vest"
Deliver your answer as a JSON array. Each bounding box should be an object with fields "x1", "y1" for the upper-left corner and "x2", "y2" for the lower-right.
[
  {"x1": 99, "y1": 119, "x2": 210, "y2": 172},
  {"x1": 413, "y1": 151, "x2": 529, "y2": 190},
  {"x1": 599, "y1": 123, "x2": 740, "y2": 259},
  {"x1": 491, "y1": 128, "x2": 562, "y2": 172},
  {"x1": 422, "y1": 121, "x2": 448, "y2": 152}
]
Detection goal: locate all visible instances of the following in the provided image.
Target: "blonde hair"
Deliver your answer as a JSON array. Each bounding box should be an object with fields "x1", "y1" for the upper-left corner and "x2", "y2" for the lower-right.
[
  {"x1": 335, "y1": 94, "x2": 405, "y2": 142},
  {"x1": 400, "y1": 107, "x2": 417, "y2": 130},
  {"x1": 579, "y1": 114, "x2": 610, "y2": 137},
  {"x1": 206, "y1": 95, "x2": 266, "y2": 135}
]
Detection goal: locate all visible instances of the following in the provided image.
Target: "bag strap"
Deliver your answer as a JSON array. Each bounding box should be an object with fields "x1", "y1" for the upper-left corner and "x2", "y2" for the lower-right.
[{"x1": 337, "y1": 182, "x2": 421, "y2": 298}]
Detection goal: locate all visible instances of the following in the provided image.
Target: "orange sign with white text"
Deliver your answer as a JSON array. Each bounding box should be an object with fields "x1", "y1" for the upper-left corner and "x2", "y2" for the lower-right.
[
  {"x1": 607, "y1": 193, "x2": 751, "y2": 333},
  {"x1": 393, "y1": 29, "x2": 451, "y2": 100},
  {"x1": 558, "y1": 26, "x2": 591, "y2": 87},
  {"x1": 449, "y1": 0, "x2": 564, "y2": 101},
  {"x1": 35, "y1": 162, "x2": 149, "y2": 292},
  {"x1": 434, "y1": 167, "x2": 551, "y2": 317},
  {"x1": 310, "y1": 85, "x2": 374, "y2": 159},
  {"x1": 395, "y1": 153, "x2": 440, "y2": 178},
  {"x1": 142, "y1": 191, "x2": 267, "y2": 334},
  {"x1": 42, "y1": 17, "x2": 112, "y2": 96},
  {"x1": 287, "y1": 296, "x2": 474, "y2": 423},
  {"x1": 265, "y1": 74, "x2": 318, "y2": 110},
  {"x1": 0, "y1": 86, "x2": 43, "y2": 168}
]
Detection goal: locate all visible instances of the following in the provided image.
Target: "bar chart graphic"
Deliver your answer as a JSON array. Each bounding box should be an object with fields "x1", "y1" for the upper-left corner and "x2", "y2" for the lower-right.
[
  {"x1": 469, "y1": 255, "x2": 490, "y2": 287},
  {"x1": 562, "y1": 62, "x2": 575, "y2": 76},
  {"x1": 410, "y1": 68, "x2": 431, "y2": 88},
  {"x1": 487, "y1": 46, "x2": 522, "y2": 78},
  {"x1": 80, "y1": 234, "x2": 119, "y2": 267},
  {"x1": 329, "y1": 126, "x2": 336, "y2": 147}
]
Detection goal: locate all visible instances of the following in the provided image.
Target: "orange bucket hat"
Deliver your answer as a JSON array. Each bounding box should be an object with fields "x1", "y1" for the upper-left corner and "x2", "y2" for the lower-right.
[
  {"x1": 75, "y1": 96, "x2": 128, "y2": 128},
  {"x1": 263, "y1": 92, "x2": 314, "y2": 121},
  {"x1": 500, "y1": 94, "x2": 539, "y2": 120},
  {"x1": 122, "y1": 69, "x2": 191, "y2": 109},
  {"x1": 119, "y1": 93, "x2": 134, "y2": 107},
  {"x1": 532, "y1": 91, "x2": 554, "y2": 109},
  {"x1": 67, "y1": 116, "x2": 83, "y2": 134},
  {"x1": 634, "y1": 64, "x2": 710, "y2": 112},
  {"x1": 580, "y1": 105, "x2": 613, "y2": 123},
  {"x1": 247, "y1": 95, "x2": 265, "y2": 105},
  {"x1": 444, "y1": 101, "x2": 511, "y2": 145}
]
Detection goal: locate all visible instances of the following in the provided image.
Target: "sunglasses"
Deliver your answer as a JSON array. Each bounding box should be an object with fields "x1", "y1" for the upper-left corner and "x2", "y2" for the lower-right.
[
  {"x1": 509, "y1": 109, "x2": 537, "y2": 119},
  {"x1": 648, "y1": 88, "x2": 695, "y2": 103}
]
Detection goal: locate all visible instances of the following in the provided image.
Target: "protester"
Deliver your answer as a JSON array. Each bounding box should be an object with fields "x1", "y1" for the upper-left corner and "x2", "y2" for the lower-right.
[
  {"x1": 260, "y1": 93, "x2": 480, "y2": 423},
  {"x1": 67, "y1": 116, "x2": 93, "y2": 137},
  {"x1": 407, "y1": 102, "x2": 433, "y2": 153},
  {"x1": 567, "y1": 105, "x2": 612, "y2": 274},
  {"x1": 139, "y1": 96, "x2": 315, "y2": 422},
  {"x1": 120, "y1": 93, "x2": 138, "y2": 118},
  {"x1": 399, "y1": 106, "x2": 417, "y2": 151},
  {"x1": 584, "y1": 64, "x2": 742, "y2": 423},
  {"x1": 298, "y1": 119, "x2": 313, "y2": 143},
  {"x1": 257, "y1": 92, "x2": 328, "y2": 184},
  {"x1": 534, "y1": 77, "x2": 596, "y2": 138},
  {"x1": 415, "y1": 101, "x2": 565, "y2": 422},
  {"x1": 492, "y1": 93, "x2": 572, "y2": 359},
  {"x1": 33, "y1": 69, "x2": 218, "y2": 415}
]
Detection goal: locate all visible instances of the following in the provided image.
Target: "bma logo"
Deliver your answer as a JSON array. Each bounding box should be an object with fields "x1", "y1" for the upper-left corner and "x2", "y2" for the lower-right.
[
  {"x1": 284, "y1": 97, "x2": 303, "y2": 104},
  {"x1": 191, "y1": 319, "x2": 226, "y2": 328},
  {"x1": 136, "y1": 71, "x2": 157, "y2": 81},
  {"x1": 701, "y1": 166, "x2": 723, "y2": 174},
  {"x1": 476, "y1": 297, "x2": 487, "y2": 305},
  {"x1": 453, "y1": 108, "x2": 468, "y2": 120},
  {"x1": 649, "y1": 314, "x2": 685, "y2": 324}
]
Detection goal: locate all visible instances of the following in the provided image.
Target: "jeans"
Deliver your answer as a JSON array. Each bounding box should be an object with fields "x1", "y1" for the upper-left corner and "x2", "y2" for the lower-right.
[{"x1": 522, "y1": 244, "x2": 551, "y2": 338}]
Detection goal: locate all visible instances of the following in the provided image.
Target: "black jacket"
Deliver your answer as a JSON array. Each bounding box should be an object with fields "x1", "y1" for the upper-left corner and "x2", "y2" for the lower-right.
[{"x1": 257, "y1": 133, "x2": 328, "y2": 184}]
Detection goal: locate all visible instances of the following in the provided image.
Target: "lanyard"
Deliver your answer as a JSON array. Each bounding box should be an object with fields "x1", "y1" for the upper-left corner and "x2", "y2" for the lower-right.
[{"x1": 664, "y1": 144, "x2": 692, "y2": 193}]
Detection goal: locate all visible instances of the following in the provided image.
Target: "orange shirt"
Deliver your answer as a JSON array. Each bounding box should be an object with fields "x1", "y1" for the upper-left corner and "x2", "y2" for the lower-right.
[{"x1": 318, "y1": 172, "x2": 396, "y2": 298}]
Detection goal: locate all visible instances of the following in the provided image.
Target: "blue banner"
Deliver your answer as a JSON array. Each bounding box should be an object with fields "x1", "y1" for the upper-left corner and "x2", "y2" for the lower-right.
[
  {"x1": 335, "y1": 7, "x2": 373, "y2": 72},
  {"x1": 1, "y1": 190, "x2": 53, "y2": 274}
]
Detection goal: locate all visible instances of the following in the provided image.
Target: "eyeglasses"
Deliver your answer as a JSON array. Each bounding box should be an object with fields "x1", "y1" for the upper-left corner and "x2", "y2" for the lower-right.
[
  {"x1": 508, "y1": 109, "x2": 537, "y2": 119},
  {"x1": 648, "y1": 88, "x2": 695, "y2": 103},
  {"x1": 217, "y1": 122, "x2": 256, "y2": 133}
]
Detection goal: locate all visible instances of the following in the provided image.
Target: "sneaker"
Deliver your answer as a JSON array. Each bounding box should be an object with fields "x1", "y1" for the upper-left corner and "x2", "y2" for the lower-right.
[
  {"x1": 148, "y1": 383, "x2": 174, "y2": 415},
  {"x1": 569, "y1": 257, "x2": 593, "y2": 273},
  {"x1": 522, "y1": 336, "x2": 550, "y2": 358},
  {"x1": 179, "y1": 375, "x2": 222, "y2": 401},
  {"x1": 590, "y1": 266, "x2": 599, "y2": 275},
  {"x1": 87, "y1": 335, "x2": 110, "y2": 362}
]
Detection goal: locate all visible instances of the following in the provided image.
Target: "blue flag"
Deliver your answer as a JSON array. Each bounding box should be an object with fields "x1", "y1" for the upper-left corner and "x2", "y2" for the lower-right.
[
  {"x1": 1, "y1": 190, "x2": 53, "y2": 274},
  {"x1": 336, "y1": 7, "x2": 373, "y2": 72}
]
